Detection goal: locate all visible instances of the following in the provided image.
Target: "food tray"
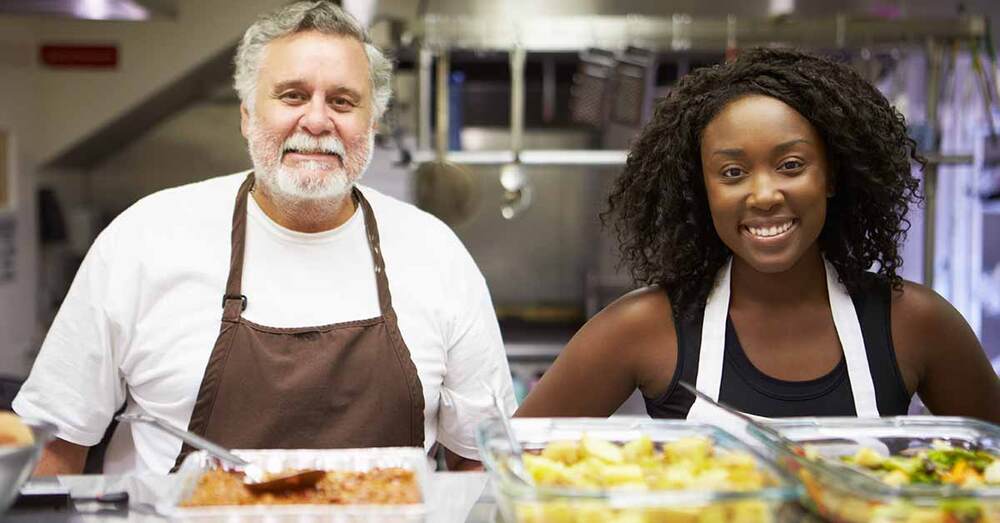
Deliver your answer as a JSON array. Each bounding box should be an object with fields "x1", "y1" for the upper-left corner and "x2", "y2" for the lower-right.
[
  {"x1": 477, "y1": 417, "x2": 797, "y2": 523},
  {"x1": 748, "y1": 416, "x2": 1000, "y2": 523},
  {"x1": 159, "y1": 446, "x2": 430, "y2": 522}
]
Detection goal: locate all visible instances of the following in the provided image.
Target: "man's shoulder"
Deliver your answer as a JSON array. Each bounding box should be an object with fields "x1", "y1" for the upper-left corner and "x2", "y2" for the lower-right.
[
  {"x1": 113, "y1": 172, "x2": 247, "y2": 227},
  {"x1": 98, "y1": 172, "x2": 247, "y2": 249},
  {"x1": 129, "y1": 172, "x2": 248, "y2": 214},
  {"x1": 358, "y1": 185, "x2": 458, "y2": 243}
]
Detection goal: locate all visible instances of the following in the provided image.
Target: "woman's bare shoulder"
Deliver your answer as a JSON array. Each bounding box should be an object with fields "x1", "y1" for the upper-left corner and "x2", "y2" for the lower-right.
[
  {"x1": 590, "y1": 285, "x2": 679, "y2": 397},
  {"x1": 593, "y1": 285, "x2": 676, "y2": 339},
  {"x1": 889, "y1": 279, "x2": 982, "y2": 378},
  {"x1": 889, "y1": 280, "x2": 963, "y2": 335}
]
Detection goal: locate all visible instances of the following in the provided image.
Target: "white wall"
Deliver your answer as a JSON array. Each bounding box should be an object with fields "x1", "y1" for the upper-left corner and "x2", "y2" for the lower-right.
[
  {"x1": 30, "y1": 0, "x2": 288, "y2": 166},
  {"x1": 0, "y1": 19, "x2": 41, "y2": 377}
]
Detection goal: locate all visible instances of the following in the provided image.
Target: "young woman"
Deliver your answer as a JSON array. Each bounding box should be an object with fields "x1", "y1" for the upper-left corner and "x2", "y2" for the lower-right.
[{"x1": 517, "y1": 48, "x2": 1000, "y2": 422}]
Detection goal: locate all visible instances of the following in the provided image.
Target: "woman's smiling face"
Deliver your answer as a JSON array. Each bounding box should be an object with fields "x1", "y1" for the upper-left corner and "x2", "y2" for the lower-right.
[{"x1": 700, "y1": 94, "x2": 832, "y2": 274}]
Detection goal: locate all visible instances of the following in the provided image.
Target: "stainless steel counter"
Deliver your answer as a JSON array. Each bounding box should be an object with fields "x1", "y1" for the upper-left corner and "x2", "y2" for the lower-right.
[{"x1": 5, "y1": 472, "x2": 498, "y2": 522}]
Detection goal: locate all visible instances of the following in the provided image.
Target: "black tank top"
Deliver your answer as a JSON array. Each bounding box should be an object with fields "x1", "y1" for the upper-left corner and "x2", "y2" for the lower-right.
[{"x1": 644, "y1": 272, "x2": 911, "y2": 418}]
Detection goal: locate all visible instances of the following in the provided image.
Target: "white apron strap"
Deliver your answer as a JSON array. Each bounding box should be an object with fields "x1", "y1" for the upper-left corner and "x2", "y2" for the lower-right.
[
  {"x1": 824, "y1": 259, "x2": 880, "y2": 417},
  {"x1": 686, "y1": 258, "x2": 731, "y2": 423},
  {"x1": 686, "y1": 257, "x2": 880, "y2": 422}
]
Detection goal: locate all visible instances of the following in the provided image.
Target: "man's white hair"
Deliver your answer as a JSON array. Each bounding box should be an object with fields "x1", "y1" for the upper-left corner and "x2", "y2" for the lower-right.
[{"x1": 234, "y1": 1, "x2": 392, "y2": 119}]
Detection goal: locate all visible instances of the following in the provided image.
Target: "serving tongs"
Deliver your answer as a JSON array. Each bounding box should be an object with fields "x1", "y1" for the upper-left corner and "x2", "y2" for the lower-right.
[
  {"x1": 677, "y1": 381, "x2": 804, "y2": 454},
  {"x1": 116, "y1": 413, "x2": 325, "y2": 494},
  {"x1": 479, "y1": 381, "x2": 534, "y2": 486}
]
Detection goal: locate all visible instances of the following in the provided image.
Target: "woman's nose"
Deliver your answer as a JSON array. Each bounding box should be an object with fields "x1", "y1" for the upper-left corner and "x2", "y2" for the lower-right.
[{"x1": 746, "y1": 172, "x2": 784, "y2": 210}]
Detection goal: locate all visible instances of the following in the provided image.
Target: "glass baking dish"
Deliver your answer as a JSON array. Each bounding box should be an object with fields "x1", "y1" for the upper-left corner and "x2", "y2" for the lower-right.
[
  {"x1": 748, "y1": 416, "x2": 1000, "y2": 523},
  {"x1": 477, "y1": 417, "x2": 798, "y2": 523},
  {"x1": 158, "y1": 447, "x2": 430, "y2": 522}
]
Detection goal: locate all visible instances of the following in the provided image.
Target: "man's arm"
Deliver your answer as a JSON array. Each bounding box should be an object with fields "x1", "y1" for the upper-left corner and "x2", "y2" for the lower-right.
[
  {"x1": 444, "y1": 447, "x2": 482, "y2": 471},
  {"x1": 33, "y1": 439, "x2": 88, "y2": 476}
]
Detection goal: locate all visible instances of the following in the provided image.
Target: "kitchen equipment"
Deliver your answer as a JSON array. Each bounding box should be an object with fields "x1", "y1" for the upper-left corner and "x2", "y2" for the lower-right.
[
  {"x1": 748, "y1": 416, "x2": 1000, "y2": 523},
  {"x1": 476, "y1": 417, "x2": 796, "y2": 523},
  {"x1": 162, "y1": 447, "x2": 429, "y2": 521},
  {"x1": 0, "y1": 418, "x2": 56, "y2": 515},
  {"x1": 116, "y1": 414, "x2": 324, "y2": 494},
  {"x1": 479, "y1": 380, "x2": 532, "y2": 485},
  {"x1": 677, "y1": 380, "x2": 799, "y2": 450},
  {"x1": 414, "y1": 50, "x2": 479, "y2": 226}
]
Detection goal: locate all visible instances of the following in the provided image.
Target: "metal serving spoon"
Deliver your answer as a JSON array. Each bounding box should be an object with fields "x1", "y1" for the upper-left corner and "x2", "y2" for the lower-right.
[{"x1": 116, "y1": 414, "x2": 325, "y2": 494}]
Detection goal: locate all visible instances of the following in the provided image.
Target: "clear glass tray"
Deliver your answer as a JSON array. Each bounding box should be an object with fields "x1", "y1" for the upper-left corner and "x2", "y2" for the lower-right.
[
  {"x1": 159, "y1": 446, "x2": 430, "y2": 522},
  {"x1": 477, "y1": 417, "x2": 798, "y2": 523},
  {"x1": 748, "y1": 416, "x2": 1000, "y2": 523}
]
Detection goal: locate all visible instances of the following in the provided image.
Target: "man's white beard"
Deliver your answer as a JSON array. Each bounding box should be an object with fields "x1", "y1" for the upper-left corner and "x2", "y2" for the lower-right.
[{"x1": 246, "y1": 116, "x2": 375, "y2": 205}]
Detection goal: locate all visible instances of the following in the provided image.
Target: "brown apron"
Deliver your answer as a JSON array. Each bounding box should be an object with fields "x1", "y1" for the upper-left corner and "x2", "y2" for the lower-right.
[{"x1": 173, "y1": 173, "x2": 425, "y2": 469}]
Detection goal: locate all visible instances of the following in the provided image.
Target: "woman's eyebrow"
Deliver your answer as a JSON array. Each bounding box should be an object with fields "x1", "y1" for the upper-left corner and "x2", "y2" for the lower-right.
[
  {"x1": 711, "y1": 148, "x2": 745, "y2": 158},
  {"x1": 773, "y1": 138, "x2": 811, "y2": 154}
]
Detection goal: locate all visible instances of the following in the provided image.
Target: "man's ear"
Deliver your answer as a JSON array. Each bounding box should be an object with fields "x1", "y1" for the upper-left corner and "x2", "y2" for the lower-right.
[{"x1": 240, "y1": 103, "x2": 250, "y2": 139}]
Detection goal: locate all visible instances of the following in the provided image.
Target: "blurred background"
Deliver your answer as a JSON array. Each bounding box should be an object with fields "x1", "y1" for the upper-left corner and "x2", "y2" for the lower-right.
[{"x1": 0, "y1": 0, "x2": 998, "y2": 415}]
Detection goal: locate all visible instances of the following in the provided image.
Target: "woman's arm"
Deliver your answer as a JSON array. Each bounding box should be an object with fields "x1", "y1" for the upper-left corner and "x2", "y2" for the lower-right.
[
  {"x1": 891, "y1": 282, "x2": 1000, "y2": 423},
  {"x1": 516, "y1": 287, "x2": 678, "y2": 418}
]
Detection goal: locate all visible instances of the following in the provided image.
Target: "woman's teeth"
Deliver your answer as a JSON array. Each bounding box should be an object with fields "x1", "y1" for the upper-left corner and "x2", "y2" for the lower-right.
[{"x1": 746, "y1": 221, "x2": 794, "y2": 238}]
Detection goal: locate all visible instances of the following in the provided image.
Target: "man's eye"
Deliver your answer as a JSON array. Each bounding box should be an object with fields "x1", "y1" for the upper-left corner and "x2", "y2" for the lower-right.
[
  {"x1": 331, "y1": 98, "x2": 354, "y2": 108},
  {"x1": 281, "y1": 92, "x2": 306, "y2": 102}
]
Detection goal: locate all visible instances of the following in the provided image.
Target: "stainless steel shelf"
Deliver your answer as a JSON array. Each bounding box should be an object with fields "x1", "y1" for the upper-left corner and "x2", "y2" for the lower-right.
[
  {"x1": 411, "y1": 149, "x2": 627, "y2": 167},
  {"x1": 413, "y1": 14, "x2": 987, "y2": 53}
]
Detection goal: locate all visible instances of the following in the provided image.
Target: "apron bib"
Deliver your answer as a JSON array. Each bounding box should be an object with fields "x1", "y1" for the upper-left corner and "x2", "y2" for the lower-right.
[
  {"x1": 173, "y1": 173, "x2": 424, "y2": 469},
  {"x1": 686, "y1": 257, "x2": 880, "y2": 424}
]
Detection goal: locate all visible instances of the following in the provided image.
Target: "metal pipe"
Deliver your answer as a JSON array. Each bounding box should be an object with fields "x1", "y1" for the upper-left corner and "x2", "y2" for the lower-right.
[
  {"x1": 435, "y1": 49, "x2": 450, "y2": 158},
  {"x1": 923, "y1": 38, "x2": 943, "y2": 288},
  {"x1": 509, "y1": 46, "x2": 526, "y2": 159},
  {"x1": 417, "y1": 47, "x2": 432, "y2": 151}
]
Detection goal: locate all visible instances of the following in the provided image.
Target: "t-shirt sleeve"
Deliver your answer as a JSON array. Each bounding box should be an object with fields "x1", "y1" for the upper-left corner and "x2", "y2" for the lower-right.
[
  {"x1": 434, "y1": 240, "x2": 516, "y2": 460},
  {"x1": 13, "y1": 225, "x2": 128, "y2": 447}
]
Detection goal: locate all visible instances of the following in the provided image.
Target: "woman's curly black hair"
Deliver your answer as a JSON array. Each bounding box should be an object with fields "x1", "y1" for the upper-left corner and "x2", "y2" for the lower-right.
[{"x1": 606, "y1": 47, "x2": 924, "y2": 319}]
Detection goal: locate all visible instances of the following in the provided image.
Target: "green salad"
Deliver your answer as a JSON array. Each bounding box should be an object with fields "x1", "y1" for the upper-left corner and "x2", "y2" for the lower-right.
[{"x1": 839, "y1": 440, "x2": 1000, "y2": 488}]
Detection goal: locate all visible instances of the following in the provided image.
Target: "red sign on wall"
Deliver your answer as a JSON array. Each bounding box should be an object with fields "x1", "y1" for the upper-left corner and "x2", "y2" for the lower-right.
[{"x1": 39, "y1": 45, "x2": 118, "y2": 69}]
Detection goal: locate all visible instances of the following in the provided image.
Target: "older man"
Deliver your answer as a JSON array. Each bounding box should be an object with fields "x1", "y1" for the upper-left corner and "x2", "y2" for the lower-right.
[{"x1": 14, "y1": 1, "x2": 515, "y2": 474}]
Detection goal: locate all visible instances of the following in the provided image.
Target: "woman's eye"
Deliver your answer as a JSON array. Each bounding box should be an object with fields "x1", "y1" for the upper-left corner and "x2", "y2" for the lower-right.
[
  {"x1": 722, "y1": 167, "x2": 744, "y2": 178},
  {"x1": 780, "y1": 159, "x2": 804, "y2": 171}
]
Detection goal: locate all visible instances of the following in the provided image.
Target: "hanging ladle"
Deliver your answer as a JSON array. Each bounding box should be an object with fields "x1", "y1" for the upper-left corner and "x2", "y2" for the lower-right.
[{"x1": 116, "y1": 414, "x2": 325, "y2": 494}]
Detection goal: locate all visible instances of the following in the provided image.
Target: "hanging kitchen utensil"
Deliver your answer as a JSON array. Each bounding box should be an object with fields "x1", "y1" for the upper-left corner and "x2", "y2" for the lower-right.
[
  {"x1": 609, "y1": 47, "x2": 655, "y2": 127},
  {"x1": 569, "y1": 48, "x2": 615, "y2": 127},
  {"x1": 501, "y1": 45, "x2": 532, "y2": 220},
  {"x1": 116, "y1": 414, "x2": 325, "y2": 494},
  {"x1": 414, "y1": 49, "x2": 479, "y2": 226}
]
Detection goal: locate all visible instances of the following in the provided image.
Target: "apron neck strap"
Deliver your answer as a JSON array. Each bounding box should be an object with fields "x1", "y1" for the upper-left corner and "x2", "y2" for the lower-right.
[
  {"x1": 222, "y1": 175, "x2": 396, "y2": 321},
  {"x1": 689, "y1": 256, "x2": 880, "y2": 419},
  {"x1": 222, "y1": 173, "x2": 255, "y2": 321},
  {"x1": 353, "y1": 187, "x2": 394, "y2": 318}
]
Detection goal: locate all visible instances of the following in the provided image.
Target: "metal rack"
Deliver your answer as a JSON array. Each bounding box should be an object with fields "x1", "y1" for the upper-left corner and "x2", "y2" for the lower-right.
[{"x1": 408, "y1": 12, "x2": 991, "y2": 287}]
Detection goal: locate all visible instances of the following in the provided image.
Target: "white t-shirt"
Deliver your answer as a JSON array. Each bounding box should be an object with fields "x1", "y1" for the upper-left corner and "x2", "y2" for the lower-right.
[{"x1": 14, "y1": 171, "x2": 516, "y2": 474}]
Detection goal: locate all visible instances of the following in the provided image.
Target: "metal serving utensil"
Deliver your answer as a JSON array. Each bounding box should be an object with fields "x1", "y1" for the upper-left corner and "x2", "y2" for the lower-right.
[
  {"x1": 479, "y1": 381, "x2": 534, "y2": 485},
  {"x1": 116, "y1": 414, "x2": 325, "y2": 494},
  {"x1": 677, "y1": 381, "x2": 802, "y2": 451}
]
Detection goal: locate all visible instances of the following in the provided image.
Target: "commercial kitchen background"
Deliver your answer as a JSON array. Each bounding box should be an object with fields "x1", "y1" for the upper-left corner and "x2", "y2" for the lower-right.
[{"x1": 0, "y1": 0, "x2": 999, "y2": 415}]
